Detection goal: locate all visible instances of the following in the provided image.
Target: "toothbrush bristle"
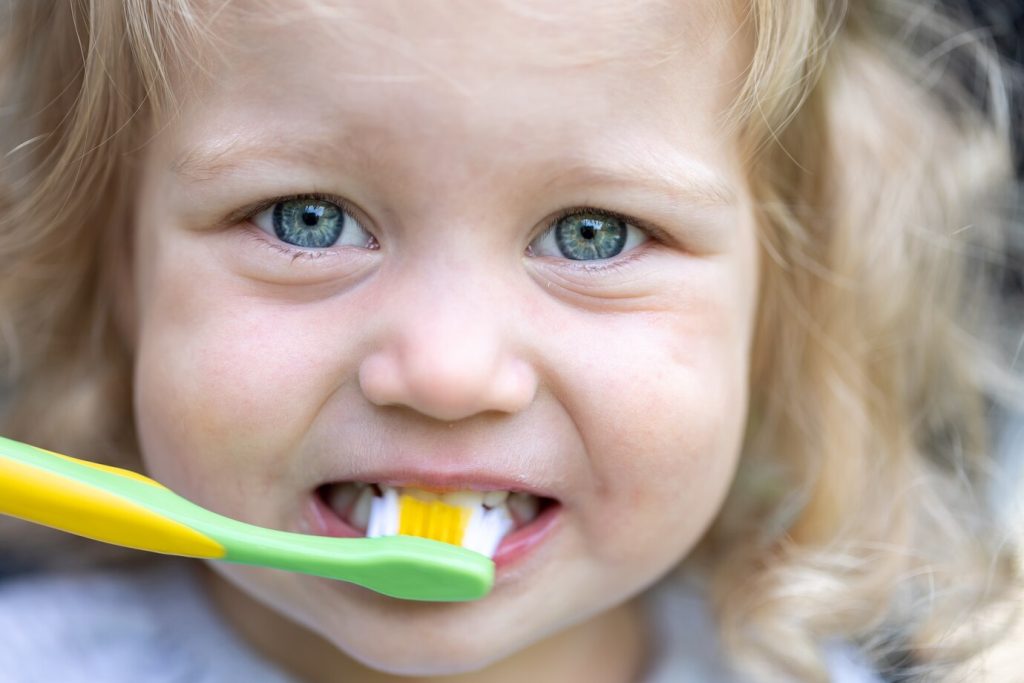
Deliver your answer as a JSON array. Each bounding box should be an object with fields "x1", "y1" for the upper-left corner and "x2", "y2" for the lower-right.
[
  {"x1": 398, "y1": 495, "x2": 472, "y2": 546},
  {"x1": 364, "y1": 487, "x2": 517, "y2": 558}
]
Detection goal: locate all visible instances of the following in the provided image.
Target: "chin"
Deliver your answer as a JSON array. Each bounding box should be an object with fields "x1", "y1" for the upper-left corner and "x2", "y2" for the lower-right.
[
  {"x1": 344, "y1": 649, "x2": 501, "y2": 678},
  {"x1": 319, "y1": 617, "x2": 524, "y2": 677},
  {"x1": 248, "y1": 568, "x2": 548, "y2": 678}
]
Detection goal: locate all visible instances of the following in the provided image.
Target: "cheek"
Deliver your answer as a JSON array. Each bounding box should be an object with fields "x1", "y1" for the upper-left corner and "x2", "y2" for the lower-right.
[
  {"x1": 130, "y1": 262, "x2": 343, "y2": 508},
  {"x1": 563, "y1": 299, "x2": 748, "y2": 564}
]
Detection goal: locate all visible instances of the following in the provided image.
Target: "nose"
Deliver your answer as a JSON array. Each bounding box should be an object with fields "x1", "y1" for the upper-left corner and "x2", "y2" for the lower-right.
[{"x1": 358, "y1": 267, "x2": 538, "y2": 422}]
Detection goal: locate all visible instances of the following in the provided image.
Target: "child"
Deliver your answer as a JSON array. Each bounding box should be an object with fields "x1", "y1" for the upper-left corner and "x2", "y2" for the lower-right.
[{"x1": 0, "y1": 1, "x2": 1021, "y2": 681}]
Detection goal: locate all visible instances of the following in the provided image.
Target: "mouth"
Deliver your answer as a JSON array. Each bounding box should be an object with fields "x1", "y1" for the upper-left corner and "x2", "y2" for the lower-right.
[{"x1": 311, "y1": 481, "x2": 561, "y2": 569}]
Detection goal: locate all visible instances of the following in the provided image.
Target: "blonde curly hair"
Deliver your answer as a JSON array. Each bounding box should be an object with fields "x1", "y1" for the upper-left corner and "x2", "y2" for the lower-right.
[{"x1": 1, "y1": 1, "x2": 1021, "y2": 680}]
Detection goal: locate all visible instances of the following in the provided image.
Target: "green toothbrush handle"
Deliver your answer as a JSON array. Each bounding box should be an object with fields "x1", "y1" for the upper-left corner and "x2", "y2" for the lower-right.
[{"x1": 0, "y1": 435, "x2": 494, "y2": 601}]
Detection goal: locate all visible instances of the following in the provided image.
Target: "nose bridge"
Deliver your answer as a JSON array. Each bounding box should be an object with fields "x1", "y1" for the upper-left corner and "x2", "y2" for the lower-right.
[
  {"x1": 358, "y1": 254, "x2": 537, "y2": 421},
  {"x1": 401, "y1": 256, "x2": 500, "y2": 368}
]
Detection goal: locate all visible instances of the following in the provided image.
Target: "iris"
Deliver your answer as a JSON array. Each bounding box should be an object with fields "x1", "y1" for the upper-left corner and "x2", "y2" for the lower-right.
[
  {"x1": 273, "y1": 199, "x2": 346, "y2": 248},
  {"x1": 554, "y1": 213, "x2": 627, "y2": 260}
]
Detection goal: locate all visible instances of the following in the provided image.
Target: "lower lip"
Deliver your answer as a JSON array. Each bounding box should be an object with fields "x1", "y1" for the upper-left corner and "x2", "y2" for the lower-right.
[
  {"x1": 305, "y1": 493, "x2": 562, "y2": 573},
  {"x1": 491, "y1": 501, "x2": 560, "y2": 568}
]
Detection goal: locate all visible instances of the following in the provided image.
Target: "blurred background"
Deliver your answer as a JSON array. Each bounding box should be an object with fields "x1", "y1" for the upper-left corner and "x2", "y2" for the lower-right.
[
  {"x1": 960, "y1": 0, "x2": 1022, "y2": 176},
  {"x1": 965, "y1": 0, "x2": 1024, "y2": 530}
]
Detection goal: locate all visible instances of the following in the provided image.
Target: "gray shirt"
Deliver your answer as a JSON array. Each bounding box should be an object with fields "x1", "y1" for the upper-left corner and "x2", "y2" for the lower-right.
[{"x1": 0, "y1": 561, "x2": 880, "y2": 682}]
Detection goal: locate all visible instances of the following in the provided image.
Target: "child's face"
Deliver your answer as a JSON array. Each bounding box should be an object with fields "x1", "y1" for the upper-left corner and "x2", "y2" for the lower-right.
[{"x1": 131, "y1": 0, "x2": 757, "y2": 677}]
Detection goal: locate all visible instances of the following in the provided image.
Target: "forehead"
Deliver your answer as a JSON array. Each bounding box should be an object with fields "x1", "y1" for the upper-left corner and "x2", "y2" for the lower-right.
[
  {"x1": 184, "y1": 0, "x2": 746, "y2": 107},
  {"x1": 168, "y1": 0, "x2": 749, "y2": 197},
  {"x1": 220, "y1": 0, "x2": 741, "y2": 66}
]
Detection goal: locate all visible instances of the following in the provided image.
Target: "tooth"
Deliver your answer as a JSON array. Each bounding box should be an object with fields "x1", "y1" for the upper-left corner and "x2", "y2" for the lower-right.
[
  {"x1": 507, "y1": 492, "x2": 540, "y2": 526},
  {"x1": 482, "y1": 490, "x2": 509, "y2": 507},
  {"x1": 441, "y1": 490, "x2": 484, "y2": 508},
  {"x1": 327, "y1": 483, "x2": 360, "y2": 517},
  {"x1": 349, "y1": 486, "x2": 374, "y2": 532},
  {"x1": 401, "y1": 488, "x2": 439, "y2": 502}
]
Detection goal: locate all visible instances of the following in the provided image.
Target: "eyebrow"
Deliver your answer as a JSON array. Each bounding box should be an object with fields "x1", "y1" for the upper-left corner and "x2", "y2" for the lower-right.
[
  {"x1": 170, "y1": 133, "x2": 365, "y2": 183},
  {"x1": 171, "y1": 135, "x2": 738, "y2": 209},
  {"x1": 551, "y1": 157, "x2": 737, "y2": 208}
]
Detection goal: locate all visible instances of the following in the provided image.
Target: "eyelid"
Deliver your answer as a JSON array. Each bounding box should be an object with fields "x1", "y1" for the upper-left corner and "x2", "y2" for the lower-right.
[
  {"x1": 544, "y1": 207, "x2": 674, "y2": 245},
  {"x1": 224, "y1": 192, "x2": 362, "y2": 228},
  {"x1": 530, "y1": 206, "x2": 664, "y2": 265}
]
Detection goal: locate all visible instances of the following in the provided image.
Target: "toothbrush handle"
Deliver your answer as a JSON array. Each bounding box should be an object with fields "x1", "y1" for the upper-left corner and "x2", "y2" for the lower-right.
[
  {"x1": 0, "y1": 435, "x2": 495, "y2": 601},
  {"x1": 0, "y1": 435, "x2": 225, "y2": 558}
]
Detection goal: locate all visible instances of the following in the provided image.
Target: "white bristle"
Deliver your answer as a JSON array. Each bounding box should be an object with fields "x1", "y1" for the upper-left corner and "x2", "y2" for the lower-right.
[
  {"x1": 383, "y1": 486, "x2": 400, "y2": 536},
  {"x1": 461, "y1": 507, "x2": 485, "y2": 555},
  {"x1": 461, "y1": 505, "x2": 514, "y2": 558},
  {"x1": 367, "y1": 487, "x2": 399, "y2": 537},
  {"x1": 483, "y1": 506, "x2": 515, "y2": 557},
  {"x1": 367, "y1": 496, "x2": 384, "y2": 538}
]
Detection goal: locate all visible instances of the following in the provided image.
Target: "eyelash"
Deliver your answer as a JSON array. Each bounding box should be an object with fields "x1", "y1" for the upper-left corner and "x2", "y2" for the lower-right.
[
  {"x1": 234, "y1": 192, "x2": 366, "y2": 263},
  {"x1": 234, "y1": 193, "x2": 664, "y2": 270},
  {"x1": 533, "y1": 207, "x2": 661, "y2": 274}
]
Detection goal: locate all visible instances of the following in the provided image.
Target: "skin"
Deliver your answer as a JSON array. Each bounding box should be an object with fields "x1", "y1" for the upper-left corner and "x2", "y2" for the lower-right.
[{"x1": 129, "y1": 1, "x2": 759, "y2": 681}]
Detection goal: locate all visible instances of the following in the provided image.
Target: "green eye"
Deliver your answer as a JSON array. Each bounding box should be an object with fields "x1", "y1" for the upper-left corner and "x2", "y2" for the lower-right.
[
  {"x1": 530, "y1": 211, "x2": 647, "y2": 261},
  {"x1": 252, "y1": 197, "x2": 375, "y2": 250}
]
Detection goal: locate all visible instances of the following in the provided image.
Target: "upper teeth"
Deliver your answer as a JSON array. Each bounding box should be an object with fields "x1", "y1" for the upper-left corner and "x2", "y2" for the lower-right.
[
  {"x1": 325, "y1": 483, "x2": 541, "y2": 559},
  {"x1": 389, "y1": 489, "x2": 511, "y2": 509},
  {"x1": 483, "y1": 490, "x2": 510, "y2": 507}
]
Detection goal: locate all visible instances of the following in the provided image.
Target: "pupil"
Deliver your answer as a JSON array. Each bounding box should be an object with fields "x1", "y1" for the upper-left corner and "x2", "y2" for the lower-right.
[
  {"x1": 579, "y1": 225, "x2": 596, "y2": 240},
  {"x1": 302, "y1": 208, "x2": 320, "y2": 226}
]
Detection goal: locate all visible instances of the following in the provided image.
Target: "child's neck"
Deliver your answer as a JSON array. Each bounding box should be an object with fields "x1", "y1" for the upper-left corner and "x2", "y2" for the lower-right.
[{"x1": 201, "y1": 566, "x2": 650, "y2": 683}]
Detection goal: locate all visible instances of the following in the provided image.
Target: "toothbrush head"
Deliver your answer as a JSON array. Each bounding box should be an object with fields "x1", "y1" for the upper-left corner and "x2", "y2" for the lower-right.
[{"x1": 367, "y1": 487, "x2": 515, "y2": 558}]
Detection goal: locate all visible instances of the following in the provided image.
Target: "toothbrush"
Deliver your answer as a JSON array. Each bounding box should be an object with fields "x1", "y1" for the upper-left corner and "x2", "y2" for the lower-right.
[{"x1": 0, "y1": 435, "x2": 493, "y2": 602}]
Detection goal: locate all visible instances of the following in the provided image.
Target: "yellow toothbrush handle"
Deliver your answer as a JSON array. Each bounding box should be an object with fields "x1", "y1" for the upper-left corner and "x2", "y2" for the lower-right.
[{"x1": 0, "y1": 439, "x2": 224, "y2": 558}]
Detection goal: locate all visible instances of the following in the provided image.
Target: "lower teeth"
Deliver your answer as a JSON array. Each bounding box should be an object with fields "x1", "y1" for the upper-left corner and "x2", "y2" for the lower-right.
[{"x1": 349, "y1": 487, "x2": 374, "y2": 532}]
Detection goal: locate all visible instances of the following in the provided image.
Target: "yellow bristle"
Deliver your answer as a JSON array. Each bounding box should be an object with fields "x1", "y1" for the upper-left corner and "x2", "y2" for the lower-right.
[
  {"x1": 427, "y1": 502, "x2": 444, "y2": 541},
  {"x1": 450, "y1": 508, "x2": 464, "y2": 544},
  {"x1": 398, "y1": 495, "x2": 424, "y2": 537},
  {"x1": 398, "y1": 494, "x2": 471, "y2": 546}
]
